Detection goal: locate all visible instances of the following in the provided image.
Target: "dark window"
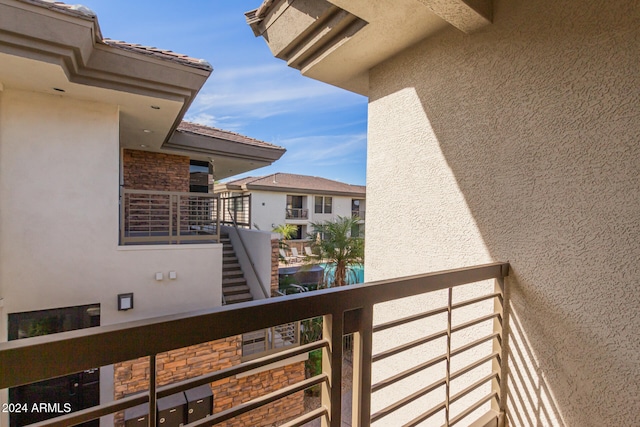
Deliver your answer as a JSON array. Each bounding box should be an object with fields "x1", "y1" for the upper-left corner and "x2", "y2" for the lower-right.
[
  {"x1": 190, "y1": 160, "x2": 211, "y2": 193},
  {"x1": 9, "y1": 305, "x2": 100, "y2": 427},
  {"x1": 324, "y1": 197, "x2": 332, "y2": 214},
  {"x1": 287, "y1": 195, "x2": 303, "y2": 209},
  {"x1": 315, "y1": 196, "x2": 332, "y2": 214}
]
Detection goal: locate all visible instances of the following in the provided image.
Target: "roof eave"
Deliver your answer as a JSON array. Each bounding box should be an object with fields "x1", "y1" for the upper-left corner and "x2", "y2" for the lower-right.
[
  {"x1": 246, "y1": 184, "x2": 365, "y2": 198},
  {"x1": 246, "y1": 0, "x2": 492, "y2": 97},
  {"x1": 165, "y1": 131, "x2": 286, "y2": 163},
  {"x1": 0, "y1": 0, "x2": 212, "y2": 144}
]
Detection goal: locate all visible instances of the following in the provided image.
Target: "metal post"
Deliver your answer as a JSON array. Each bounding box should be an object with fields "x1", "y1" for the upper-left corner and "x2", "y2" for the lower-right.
[
  {"x1": 352, "y1": 305, "x2": 373, "y2": 427},
  {"x1": 120, "y1": 188, "x2": 125, "y2": 245},
  {"x1": 330, "y1": 311, "x2": 344, "y2": 427},
  {"x1": 445, "y1": 287, "x2": 453, "y2": 426},
  {"x1": 148, "y1": 354, "x2": 157, "y2": 427},
  {"x1": 497, "y1": 277, "x2": 510, "y2": 426}
]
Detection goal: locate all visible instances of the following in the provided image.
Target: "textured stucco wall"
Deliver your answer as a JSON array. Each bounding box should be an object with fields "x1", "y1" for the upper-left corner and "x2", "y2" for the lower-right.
[
  {"x1": 366, "y1": 0, "x2": 639, "y2": 425},
  {"x1": 249, "y1": 191, "x2": 287, "y2": 231},
  {"x1": 0, "y1": 89, "x2": 222, "y2": 325},
  {"x1": 0, "y1": 88, "x2": 224, "y2": 423}
]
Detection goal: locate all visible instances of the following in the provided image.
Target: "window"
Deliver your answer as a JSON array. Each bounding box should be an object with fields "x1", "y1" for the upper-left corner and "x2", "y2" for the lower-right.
[
  {"x1": 314, "y1": 196, "x2": 332, "y2": 214},
  {"x1": 293, "y1": 225, "x2": 305, "y2": 240},
  {"x1": 189, "y1": 160, "x2": 211, "y2": 193},
  {"x1": 286, "y1": 195, "x2": 303, "y2": 209}
]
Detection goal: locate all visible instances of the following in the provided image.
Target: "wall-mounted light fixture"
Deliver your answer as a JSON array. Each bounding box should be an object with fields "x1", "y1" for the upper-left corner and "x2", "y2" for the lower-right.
[{"x1": 118, "y1": 293, "x2": 134, "y2": 311}]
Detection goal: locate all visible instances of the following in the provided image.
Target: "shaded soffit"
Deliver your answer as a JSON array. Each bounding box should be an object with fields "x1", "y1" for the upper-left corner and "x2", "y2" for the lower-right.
[
  {"x1": 161, "y1": 123, "x2": 286, "y2": 180},
  {"x1": 246, "y1": 0, "x2": 492, "y2": 96},
  {"x1": 0, "y1": 0, "x2": 212, "y2": 148}
]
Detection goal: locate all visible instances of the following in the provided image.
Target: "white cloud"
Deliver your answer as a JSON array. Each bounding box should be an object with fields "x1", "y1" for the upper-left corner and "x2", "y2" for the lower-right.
[
  {"x1": 278, "y1": 133, "x2": 367, "y2": 166},
  {"x1": 189, "y1": 63, "x2": 364, "y2": 120}
]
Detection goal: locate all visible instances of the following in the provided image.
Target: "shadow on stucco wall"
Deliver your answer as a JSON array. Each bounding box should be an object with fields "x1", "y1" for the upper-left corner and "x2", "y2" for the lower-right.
[{"x1": 367, "y1": 0, "x2": 640, "y2": 425}]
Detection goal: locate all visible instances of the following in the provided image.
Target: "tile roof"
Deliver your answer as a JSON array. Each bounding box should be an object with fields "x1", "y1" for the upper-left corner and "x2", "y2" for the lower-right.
[
  {"x1": 102, "y1": 40, "x2": 212, "y2": 71},
  {"x1": 224, "y1": 173, "x2": 366, "y2": 196},
  {"x1": 177, "y1": 122, "x2": 285, "y2": 150},
  {"x1": 22, "y1": 0, "x2": 96, "y2": 19},
  {"x1": 22, "y1": 0, "x2": 212, "y2": 71}
]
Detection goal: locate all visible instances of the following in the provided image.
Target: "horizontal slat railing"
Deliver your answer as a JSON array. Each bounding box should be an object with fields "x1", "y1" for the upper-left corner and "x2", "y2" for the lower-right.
[
  {"x1": 219, "y1": 194, "x2": 251, "y2": 228},
  {"x1": 121, "y1": 189, "x2": 220, "y2": 244},
  {"x1": 285, "y1": 208, "x2": 308, "y2": 219},
  {"x1": 0, "y1": 262, "x2": 509, "y2": 427}
]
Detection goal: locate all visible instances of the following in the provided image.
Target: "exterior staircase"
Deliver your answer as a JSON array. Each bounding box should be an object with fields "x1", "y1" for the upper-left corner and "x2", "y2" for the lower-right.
[{"x1": 220, "y1": 233, "x2": 253, "y2": 304}]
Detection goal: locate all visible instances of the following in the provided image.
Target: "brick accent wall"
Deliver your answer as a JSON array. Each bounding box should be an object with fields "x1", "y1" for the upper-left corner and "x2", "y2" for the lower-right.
[
  {"x1": 271, "y1": 238, "x2": 280, "y2": 297},
  {"x1": 122, "y1": 149, "x2": 190, "y2": 191},
  {"x1": 114, "y1": 336, "x2": 305, "y2": 427}
]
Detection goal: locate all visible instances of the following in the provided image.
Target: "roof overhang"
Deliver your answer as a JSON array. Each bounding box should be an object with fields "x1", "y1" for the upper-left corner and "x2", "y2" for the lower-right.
[
  {"x1": 214, "y1": 182, "x2": 365, "y2": 198},
  {"x1": 0, "y1": 0, "x2": 211, "y2": 147},
  {"x1": 246, "y1": 0, "x2": 492, "y2": 96},
  {"x1": 164, "y1": 130, "x2": 286, "y2": 180},
  {"x1": 246, "y1": 184, "x2": 365, "y2": 197}
]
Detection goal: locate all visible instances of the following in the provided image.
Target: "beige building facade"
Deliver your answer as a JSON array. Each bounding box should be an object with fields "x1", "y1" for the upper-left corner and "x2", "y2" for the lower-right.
[
  {"x1": 0, "y1": 1, "x2": 295, "y2": 426},
  {"x1": 216, "y1": 173, "x2": 366, "y2": 241},
  {"x1": 248, "y1": 0, "x2": 640, "y2": 425}
]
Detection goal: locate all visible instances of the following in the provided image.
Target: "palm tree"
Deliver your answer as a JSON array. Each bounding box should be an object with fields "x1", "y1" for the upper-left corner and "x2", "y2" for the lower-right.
[
  {"x1": 309, "y1": 216, "x2": 364, "y2": 287},
  {"x1": 272, "y1": 223, "x2": 298, "y2": 262}
]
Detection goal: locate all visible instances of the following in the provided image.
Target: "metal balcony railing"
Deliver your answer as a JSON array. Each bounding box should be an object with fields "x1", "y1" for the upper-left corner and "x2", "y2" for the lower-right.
[
  {"x1": 285, "y1": 208, "x2": 308, "y2": 219},
  {"x1": 352, "y1": 210, "x2": 365, "y2": 220},
  {"x1": 0, "y1": 262, "x2": 509, "y2": 427},
  {"x1": 220, "y1": 194, "x2": 251, "y2": 229},
  {"x1": 120, "y1": 189, "x2": 220, "y2": 244}
]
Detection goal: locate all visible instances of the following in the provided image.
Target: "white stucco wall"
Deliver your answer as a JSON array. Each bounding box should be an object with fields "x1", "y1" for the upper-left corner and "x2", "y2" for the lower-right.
[
  {"x1": 250, "y1": 191, "x2": 287, "y2": 231},
  {"x1": 0, "y1": 89, "x2": 222, "y2": 420},
  {"x1": 307, "y1": 194, "x2": 354, "y2": 225},
  {"x1": 366, "y1": 0, "x2": 639, "y2": 425},
  {"x1": 251, "y1": 190, "x2": 362, "y2": 237},
  {"x1": 0, "y1": 89, "x2": 222, "y2": 328}
]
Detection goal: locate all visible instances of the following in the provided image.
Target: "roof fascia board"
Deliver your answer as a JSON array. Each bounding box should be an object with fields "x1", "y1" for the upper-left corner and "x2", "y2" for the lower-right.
[
  {"x1": 246, "y1": 184, "x2": 365, "y2": 198},
  {"x1": 165, "y1": 132, "x2": 285, "y2": 162}
]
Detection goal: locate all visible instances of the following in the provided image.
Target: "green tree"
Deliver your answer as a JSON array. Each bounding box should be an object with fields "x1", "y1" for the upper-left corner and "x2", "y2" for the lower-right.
[
  {"x1": 272, "y1": 223, "x2": 298, "y2": 263},
  {"x1": 309, "y1": 216, "x2": 364, "y2": 287}
]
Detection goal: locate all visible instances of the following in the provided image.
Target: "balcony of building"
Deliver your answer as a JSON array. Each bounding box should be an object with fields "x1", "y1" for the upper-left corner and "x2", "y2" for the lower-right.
[
  {"x1": 286, "y1": 208, "x2": 310, "y2": 220},
  {"x1": 0, "y1": 262, "x2": 509, "y2": 427},
  {"x1": 120, "y1": 192, "x2": 252, "y2": 245}
]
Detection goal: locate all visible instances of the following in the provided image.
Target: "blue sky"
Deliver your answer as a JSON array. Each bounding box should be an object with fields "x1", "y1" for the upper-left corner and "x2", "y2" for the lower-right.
[{"x1": 84, "y1": 1, "x2": 368, "y2": 185}]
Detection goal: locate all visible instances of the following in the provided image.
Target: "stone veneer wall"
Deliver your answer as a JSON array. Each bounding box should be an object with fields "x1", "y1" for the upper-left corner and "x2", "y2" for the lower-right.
[
  {"x1": 271, "y1": 238, "x2": 280, "y2": 296},
  {"x1": 114, "y1": 336, "x2": 305, "y2": 426},
  {"x1": 122, "y1": 149, "x2": 189, "y2": 191}
]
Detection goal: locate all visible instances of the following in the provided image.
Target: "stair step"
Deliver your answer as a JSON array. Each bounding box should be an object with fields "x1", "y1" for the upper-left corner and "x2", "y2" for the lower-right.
[
  {"x1": 223, "y1": 285, "x2": 251, "y2": 295},
  {"x1": 223, "y1": 277, "x2": 247, "y2": 286},
  {"x1": 223, "y1": 263, "x2": 241, "y2": 271},
  {"x1": 225, "y1": 293, "x2": 253, "y2": 304},
  {"x1": 223, "y1": 257, "x2": 238, "y2": 264}
]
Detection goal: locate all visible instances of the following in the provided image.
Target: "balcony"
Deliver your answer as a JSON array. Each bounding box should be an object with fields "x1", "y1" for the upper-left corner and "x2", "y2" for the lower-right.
[
  {"x1": 352, "y1": 210, "x2": 365, "y2": 220},
  {"x1": 0, "y1": 262, "x2": 509, "y2": 427},
  {"x1": 120, "y1": 191, "x2": 253, "y2": 244},
  {"x1": 286, "y1": 208, "x2": 309, "y2": 220}
]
